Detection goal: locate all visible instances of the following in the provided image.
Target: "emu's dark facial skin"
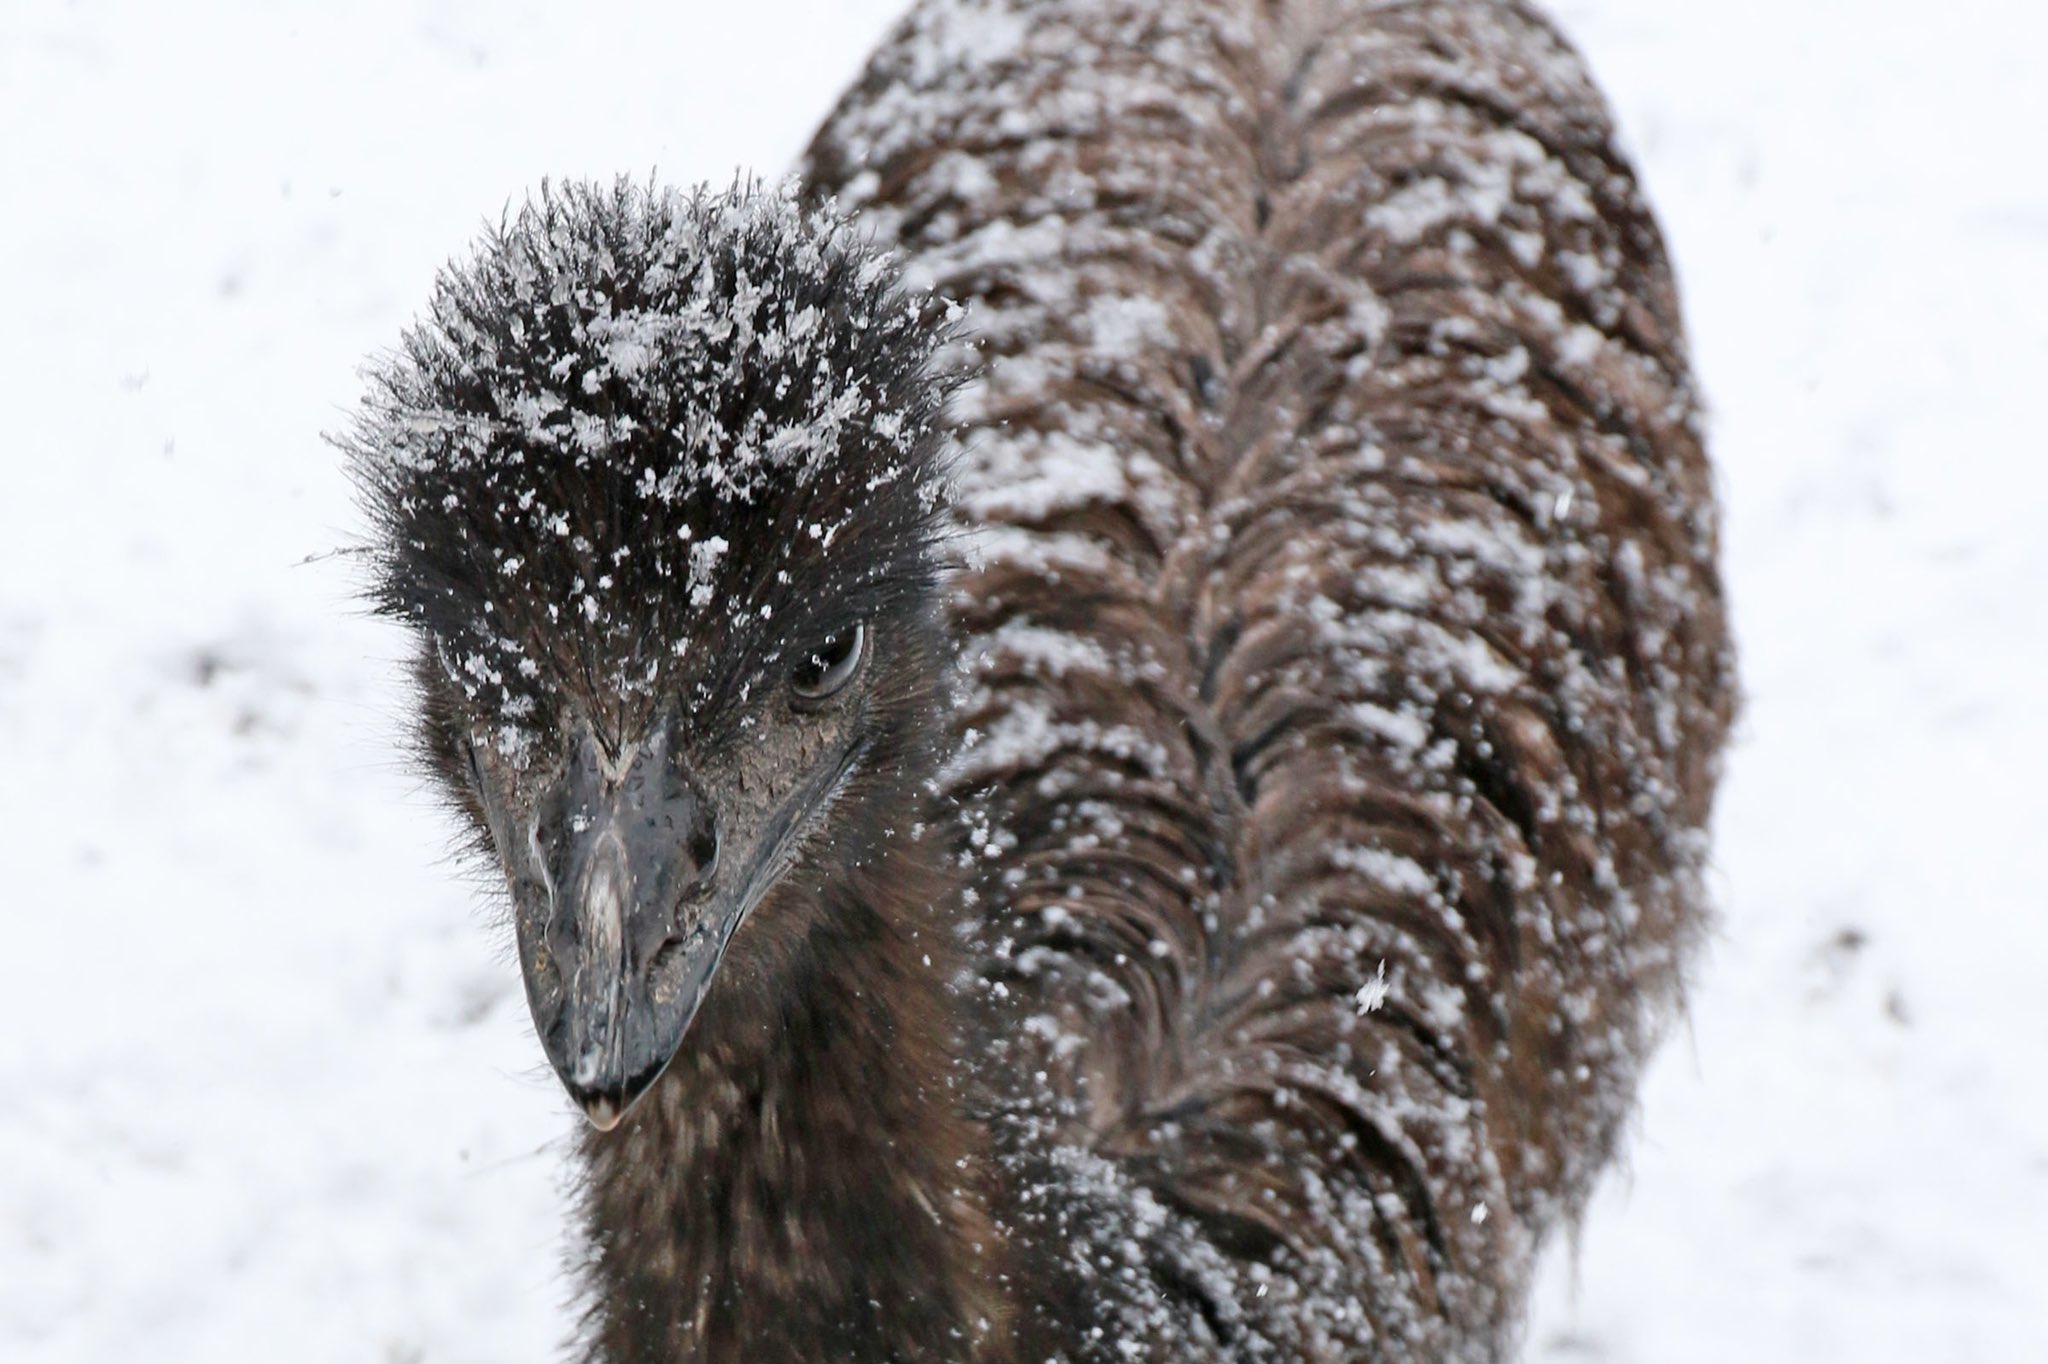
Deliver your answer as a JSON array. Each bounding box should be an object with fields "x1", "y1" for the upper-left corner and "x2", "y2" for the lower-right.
[{"x1": 454, "y1": 633, "x2": 876, "y2": 1130}]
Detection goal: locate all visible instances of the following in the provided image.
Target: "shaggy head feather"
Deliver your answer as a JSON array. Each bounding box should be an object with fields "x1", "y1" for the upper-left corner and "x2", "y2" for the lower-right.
[{"x1": 344, "y1": 179, "x2": 954, "y2": 763}]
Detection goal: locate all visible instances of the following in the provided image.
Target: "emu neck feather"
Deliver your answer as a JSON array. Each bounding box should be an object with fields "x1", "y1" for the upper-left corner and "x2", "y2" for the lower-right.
[{"x1": 576, "y1": 862, "x2": 999, "y2": 1363}]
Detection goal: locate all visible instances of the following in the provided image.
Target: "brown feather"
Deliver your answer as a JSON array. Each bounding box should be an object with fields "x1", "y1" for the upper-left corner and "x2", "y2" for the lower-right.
[{"x1": 799, "y1": 1, "x2": 1734, "y2": 1357}]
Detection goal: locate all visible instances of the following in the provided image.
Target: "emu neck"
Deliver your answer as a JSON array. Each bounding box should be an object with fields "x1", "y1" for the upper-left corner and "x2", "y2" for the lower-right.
[{"x1": 576, "y1": 861, "x2": 999, "y2": 1363}]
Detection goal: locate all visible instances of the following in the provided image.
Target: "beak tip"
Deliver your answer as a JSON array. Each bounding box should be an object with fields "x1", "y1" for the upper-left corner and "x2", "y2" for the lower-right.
[
  {"x1": 553, "y1": 1039, "x2": 675, "y2": 1133},
  {"x1": 578, "y1": 1092, "x2": 626, "y2": 1132}
]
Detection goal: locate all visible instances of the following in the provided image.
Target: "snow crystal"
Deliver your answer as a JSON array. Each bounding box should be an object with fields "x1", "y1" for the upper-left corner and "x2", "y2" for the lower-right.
[
  {"x1": 686, "y1": 535, "x2": 729, "y2": 607},
  {"x1": 1355, "y1": 962, "x2": 1391, "y2": 1015}
]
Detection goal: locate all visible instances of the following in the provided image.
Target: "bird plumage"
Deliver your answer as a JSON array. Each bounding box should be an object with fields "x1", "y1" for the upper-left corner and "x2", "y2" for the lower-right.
[
  {"x1": 802, "y1": 0, "x2": 1733, "y2": 1355},
  {"x1": 348, "y1": 1, "x2": 1733, "y2": 1360}
]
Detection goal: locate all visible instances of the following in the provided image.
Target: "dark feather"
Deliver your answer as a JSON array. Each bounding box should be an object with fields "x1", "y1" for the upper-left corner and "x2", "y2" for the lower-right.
[{"x1": 806, "y1": 1, "x2": 1733, "y2": 1356}]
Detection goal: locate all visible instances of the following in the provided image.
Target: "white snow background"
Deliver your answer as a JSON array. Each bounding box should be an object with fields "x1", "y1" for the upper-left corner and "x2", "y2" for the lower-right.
[{"x1": 2, "y1": 1, "x2": 2042, "y2": 1359}]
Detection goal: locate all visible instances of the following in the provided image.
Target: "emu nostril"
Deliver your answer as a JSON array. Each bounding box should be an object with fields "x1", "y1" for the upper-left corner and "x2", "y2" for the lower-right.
[{"x1": 690, "y1": 823, "x2": 720, "y2": 888}]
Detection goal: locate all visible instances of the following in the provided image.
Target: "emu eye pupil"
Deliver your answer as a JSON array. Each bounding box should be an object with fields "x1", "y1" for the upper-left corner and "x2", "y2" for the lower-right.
[{"x1": 792, "y1": 621, "x2": 866, "y2": 700}]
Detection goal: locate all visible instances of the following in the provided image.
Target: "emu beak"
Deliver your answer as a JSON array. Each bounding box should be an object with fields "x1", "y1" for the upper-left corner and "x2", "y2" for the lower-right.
[{"x1": 509, "y1": 725, "x2": 724, "y2": 1131}]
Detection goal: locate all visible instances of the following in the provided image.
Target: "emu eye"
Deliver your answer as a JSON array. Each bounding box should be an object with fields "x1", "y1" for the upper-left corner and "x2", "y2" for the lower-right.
[{"x1": 791, "y1": 622, "x2": 866, "y2": 702}]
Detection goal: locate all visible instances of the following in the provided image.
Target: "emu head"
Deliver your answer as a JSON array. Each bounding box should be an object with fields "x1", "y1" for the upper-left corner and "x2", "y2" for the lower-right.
[{"x1": 346, "y1": 181, "x2": 954, "y2": 1128}]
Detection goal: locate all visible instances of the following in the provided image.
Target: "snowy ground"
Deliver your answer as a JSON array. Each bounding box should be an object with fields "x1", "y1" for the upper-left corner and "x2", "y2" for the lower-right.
[{"x1": 2, "y1": 1, "x2": 2042, "y2": 1360}]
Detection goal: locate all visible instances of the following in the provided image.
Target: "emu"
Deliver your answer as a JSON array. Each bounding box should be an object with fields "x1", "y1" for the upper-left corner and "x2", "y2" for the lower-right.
[{"x1": 346, "y1": 0, "x2": 1733, "y2": 1358}]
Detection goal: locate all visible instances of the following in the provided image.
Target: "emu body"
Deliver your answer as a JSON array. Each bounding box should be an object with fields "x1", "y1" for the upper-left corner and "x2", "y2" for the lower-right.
[{"x1": 348, "y1": 1, "x2": 1733, "y2": 1359}]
